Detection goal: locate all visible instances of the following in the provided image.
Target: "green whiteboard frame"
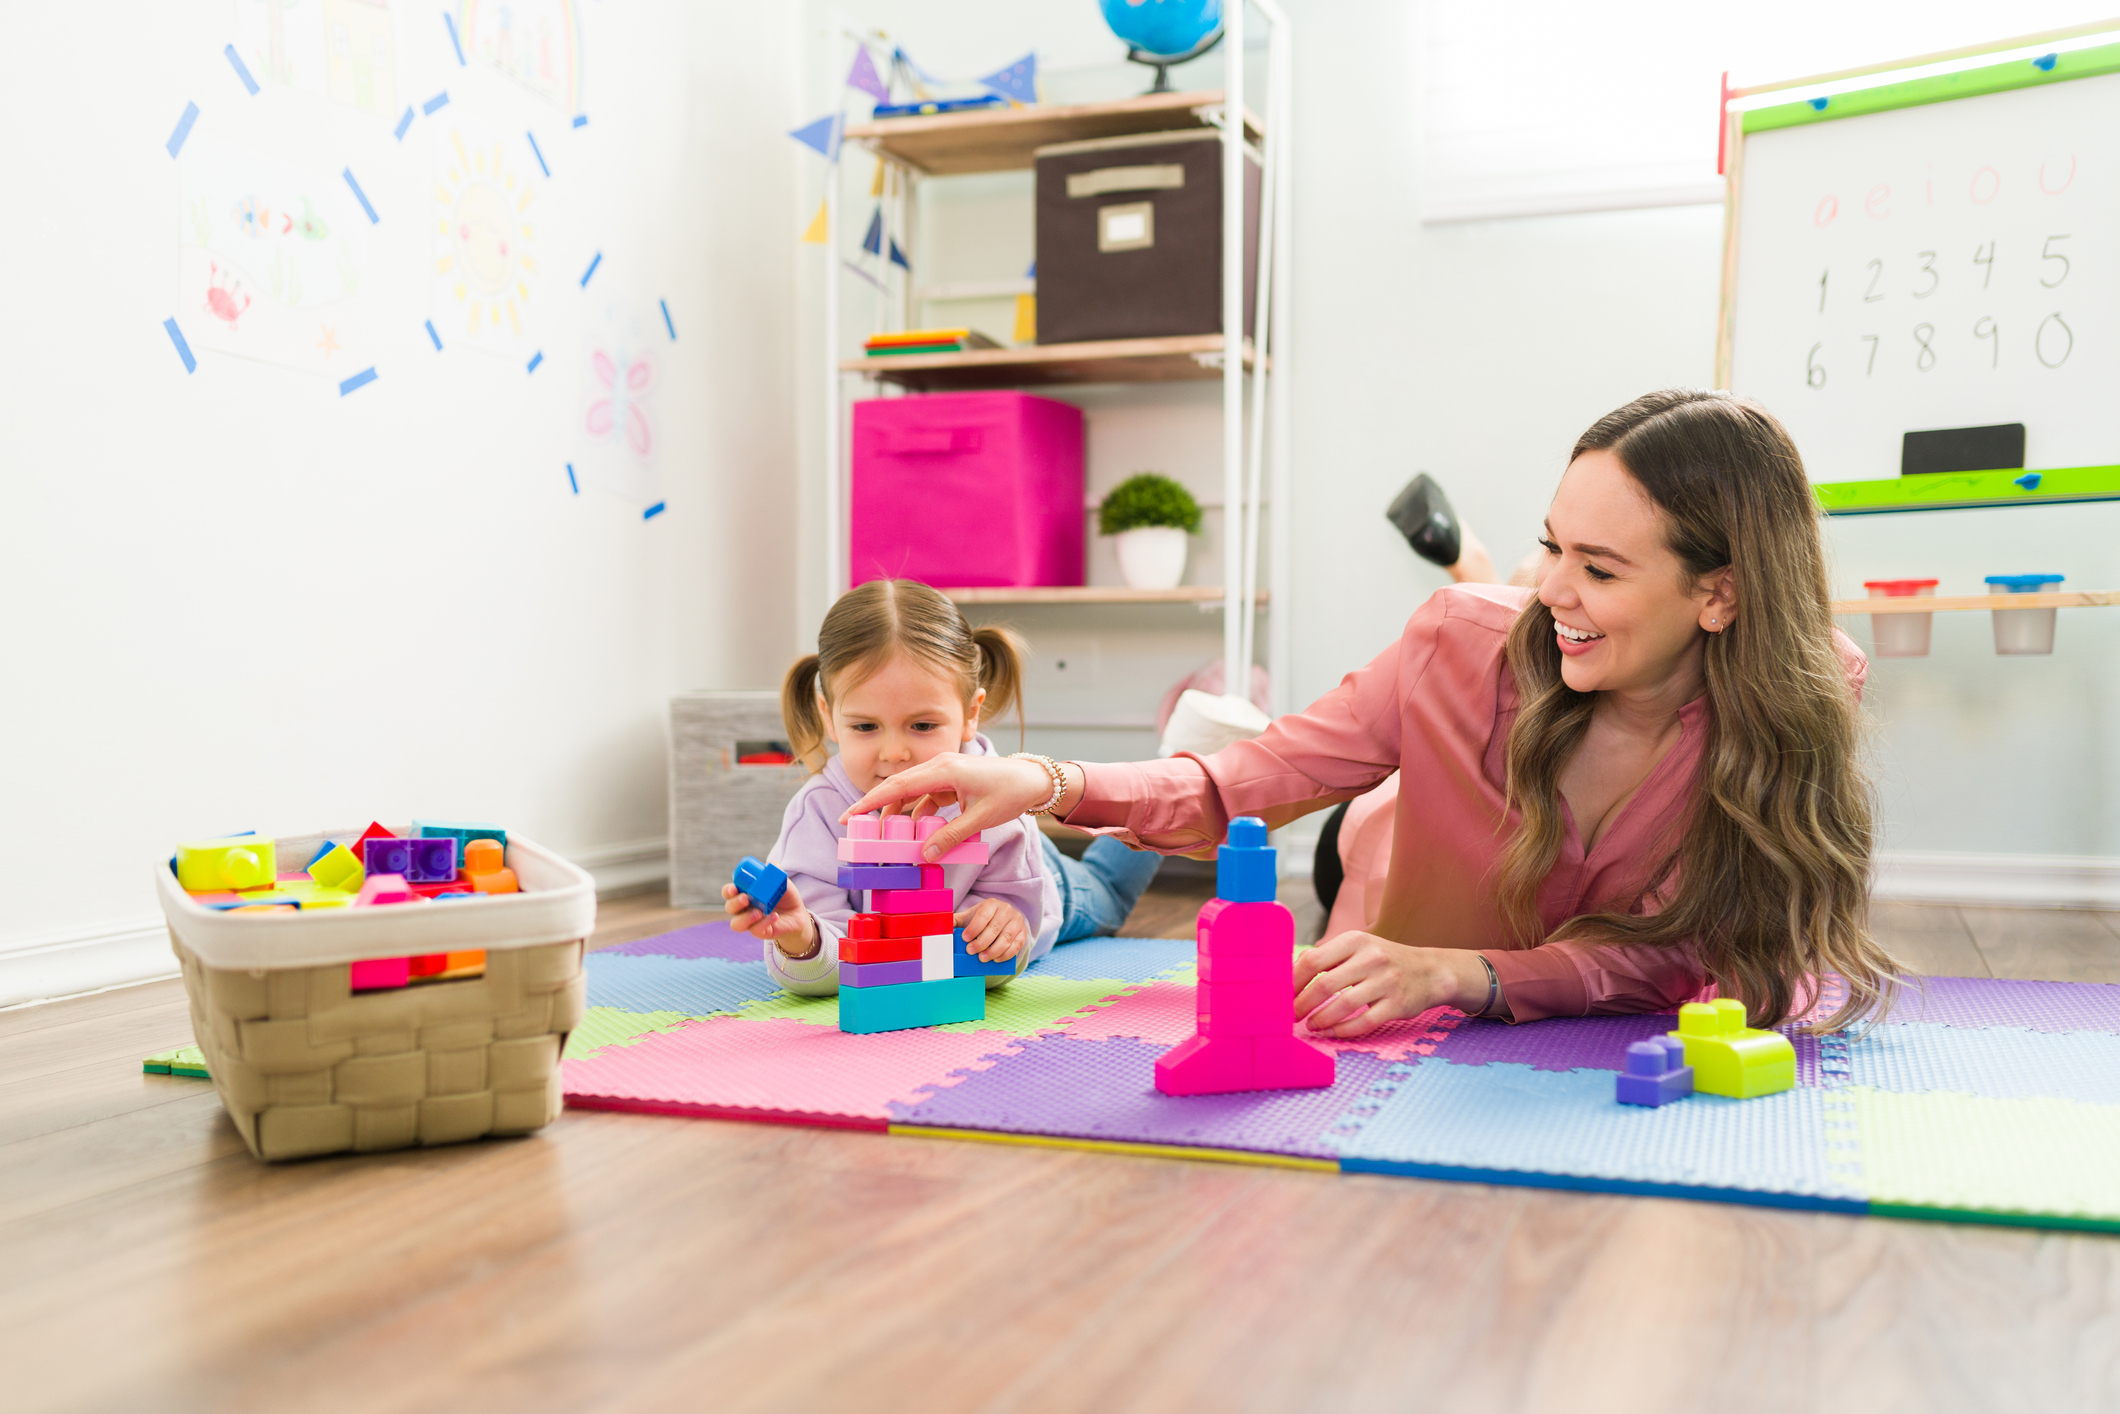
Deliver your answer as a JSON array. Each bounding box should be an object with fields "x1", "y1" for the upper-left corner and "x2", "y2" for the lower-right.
[
  {"x1": 1813, "y1": 465, "x2": 2120, "y2": 516},
  {"x1": 1743, "y1": 40, "x2": 2120, "y2": 135}
]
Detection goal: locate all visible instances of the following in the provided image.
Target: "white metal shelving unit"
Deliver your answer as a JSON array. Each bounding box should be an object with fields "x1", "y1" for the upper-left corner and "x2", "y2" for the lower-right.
[{"x1": 814, "y1": 4, "x2": 1295, "y2": 715}]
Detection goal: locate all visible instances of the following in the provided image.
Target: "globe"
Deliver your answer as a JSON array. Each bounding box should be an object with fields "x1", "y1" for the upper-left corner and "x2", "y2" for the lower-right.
[
  {"x1": 1099, "y1": 0, "x2": 1222, "y2": 60},
  {"x1": 1098, "y1": 0, "x2": 1224, "y2": 92}
]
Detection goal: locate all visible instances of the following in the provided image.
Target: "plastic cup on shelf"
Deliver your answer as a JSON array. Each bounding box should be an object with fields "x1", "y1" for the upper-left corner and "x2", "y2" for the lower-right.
[
  {"x1": 1862, "y1": 579, "x2": 1940, "y2": 658},
  {"x1": 1985, "y1": 574, "x2": 2065, "y2": 655}
]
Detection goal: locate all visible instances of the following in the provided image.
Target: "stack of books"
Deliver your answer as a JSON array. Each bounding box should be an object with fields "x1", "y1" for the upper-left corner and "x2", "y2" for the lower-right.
[{"x1": 863, "y1": 328, "x2": 1001, "y2": 357}]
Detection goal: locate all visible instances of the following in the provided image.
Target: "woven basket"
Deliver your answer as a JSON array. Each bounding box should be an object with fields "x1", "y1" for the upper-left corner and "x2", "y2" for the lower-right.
[{"x1": 157, "y1": 829, "x2": 595, "y2": 1161}]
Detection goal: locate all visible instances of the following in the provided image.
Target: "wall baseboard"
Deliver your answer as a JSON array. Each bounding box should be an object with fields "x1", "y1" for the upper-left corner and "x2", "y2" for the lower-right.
[
  {"x1": 1872, "y1": 851, "x2": 2120, "y2": 909},
  {"x1": 0, "y1": 838, "x2": 675, "y2": 1011}
]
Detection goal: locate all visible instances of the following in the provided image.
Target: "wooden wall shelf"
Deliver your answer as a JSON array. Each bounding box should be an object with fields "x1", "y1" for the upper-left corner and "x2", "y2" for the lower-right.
[
  {"x1": 1832, "y1": 592, "x2": 2120, "y2": 614},
  {"x1": 845, "y1": 90, "x2": 1265, "y2": 175},
  {"x1": 842, "y1": 334, "x2": 1260, "y2": 391},
  {"x1": 943, "y1": 586, "x2": 1269, "y2": 607}
]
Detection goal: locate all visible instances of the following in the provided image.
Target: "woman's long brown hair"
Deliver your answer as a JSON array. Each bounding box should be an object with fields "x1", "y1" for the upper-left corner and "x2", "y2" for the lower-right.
[
  {"x1": 781, "y1": 579, "x2": 1027, "y2": 774},
  {"x1": 1496, "y1": 390, "x2": 1899, "y2": 1030}
]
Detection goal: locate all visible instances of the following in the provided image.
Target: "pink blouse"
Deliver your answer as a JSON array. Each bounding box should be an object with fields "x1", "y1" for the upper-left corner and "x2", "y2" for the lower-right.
[{"x1": 1065, "y1": 584, "x2": 1868, "y2": 1022}]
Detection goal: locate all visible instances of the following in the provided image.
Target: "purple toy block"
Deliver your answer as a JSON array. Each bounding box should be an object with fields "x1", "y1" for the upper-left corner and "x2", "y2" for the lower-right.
[
  {"x1": 406, "y1": 836, "x2": 458, "y2": 883},
  {"x1": 872, "y1": 887, "x2": 953, "y2": 914},
  {"x1": 838, "y1": 863, "x2": 924, "y2": 891},
  {"x1": 362, "y1": 837, "x2": 414, "y2": 876},
  {"x1": 842, "y1": 959, "x2": 924, "y2": 988},
  {"x1": 1615, "y1": 1036, "x2": 1694, "y2": 1107}
]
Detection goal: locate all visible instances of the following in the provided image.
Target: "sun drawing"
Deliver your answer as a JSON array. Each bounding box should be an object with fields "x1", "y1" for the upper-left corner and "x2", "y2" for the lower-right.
[{"x1": 434, "y1": 129, "x2": 538, "y2": 343}]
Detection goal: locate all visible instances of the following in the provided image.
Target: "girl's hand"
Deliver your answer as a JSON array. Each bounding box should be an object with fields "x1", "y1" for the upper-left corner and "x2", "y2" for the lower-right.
[
  {"x1": 842, "y1": 754, "x2": 1060, "y2": 862},
  {"x1": 956, "y1": 897, "x2": 1028, "y2": 963},
  {"x1": 1291, "y1": 932, "x2": 1494, "y2": 1038},
  {"x1": 722, "y1": 879, "x2": 817, "y2": 958}
]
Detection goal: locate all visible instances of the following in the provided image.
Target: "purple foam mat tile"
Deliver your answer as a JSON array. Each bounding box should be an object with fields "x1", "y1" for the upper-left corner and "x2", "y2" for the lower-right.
[
  {"x1": 603, "y1": 920, "x2": 761, "y2": 962},
  {"x1": 1431, "y1": 1012, "x2": 1680, "y2": 1072},
  {"x1": 1878, "y1": 975, "x2": 2120, "y2": 1035},
  {"x1": 889, "y1": 1032, "x2": 1395, "y2": 1159}
]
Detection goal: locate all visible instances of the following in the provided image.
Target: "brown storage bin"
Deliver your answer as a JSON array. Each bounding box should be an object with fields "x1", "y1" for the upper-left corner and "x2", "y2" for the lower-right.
[{"x1": 1034, "y1": 129, "x2": 1260, "y2": 346}]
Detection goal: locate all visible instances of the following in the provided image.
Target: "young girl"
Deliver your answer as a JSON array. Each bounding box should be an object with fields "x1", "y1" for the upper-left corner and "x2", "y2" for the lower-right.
[{"x1": 723, "y1": 578, "x2": 1160, "y2": 993}]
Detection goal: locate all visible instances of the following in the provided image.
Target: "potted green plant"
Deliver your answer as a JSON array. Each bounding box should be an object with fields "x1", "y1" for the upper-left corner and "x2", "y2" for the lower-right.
[{"x1": 1099, "y1": 472, "x2": 1202, "y2": 590}]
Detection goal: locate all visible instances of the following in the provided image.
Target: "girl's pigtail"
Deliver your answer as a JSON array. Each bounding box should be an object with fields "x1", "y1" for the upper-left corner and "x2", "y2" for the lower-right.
[
  {"x1": 970, "y1": 624, "x2": 1029, "y2": 752},
  {"x1": 781, "y1": 654, "x2": 830, "y2": 774}
]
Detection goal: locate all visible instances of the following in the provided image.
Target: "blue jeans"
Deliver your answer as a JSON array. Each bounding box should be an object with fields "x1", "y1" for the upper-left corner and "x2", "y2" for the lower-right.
[{"x1": 1040, "y1": 834, "x2": 1163, "y2": 943}]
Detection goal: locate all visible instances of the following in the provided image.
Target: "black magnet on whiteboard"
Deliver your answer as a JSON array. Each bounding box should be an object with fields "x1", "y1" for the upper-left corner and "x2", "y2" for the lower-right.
[
  {"x1": 1901, "y1": 424, "x2": 2026, "y2": 477},
  {"x1": 2015, "y1": 473, "x2": 2043, "y2": 491}
]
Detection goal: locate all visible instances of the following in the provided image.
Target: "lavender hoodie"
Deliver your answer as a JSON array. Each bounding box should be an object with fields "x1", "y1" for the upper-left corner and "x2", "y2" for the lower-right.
[{"x1": 762, "y1": 733, "x2": 1061, "y2": 994}]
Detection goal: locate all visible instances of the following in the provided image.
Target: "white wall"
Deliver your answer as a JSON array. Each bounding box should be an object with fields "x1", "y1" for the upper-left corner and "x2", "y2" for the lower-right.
[{"x1": 0, "y1": 0, "x2": 802, "y2": 1003}]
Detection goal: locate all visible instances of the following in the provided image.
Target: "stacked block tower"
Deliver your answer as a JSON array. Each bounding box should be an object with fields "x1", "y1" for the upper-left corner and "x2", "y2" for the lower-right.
[{"x1": 1155, "y1": 816, "x2": 1335, "y2": 1095}]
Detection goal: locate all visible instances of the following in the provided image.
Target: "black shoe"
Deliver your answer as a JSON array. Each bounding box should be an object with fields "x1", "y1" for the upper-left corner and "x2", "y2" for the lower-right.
[{"x1": 1385, "y1": 473, "x2": 1461, "y2": 568}]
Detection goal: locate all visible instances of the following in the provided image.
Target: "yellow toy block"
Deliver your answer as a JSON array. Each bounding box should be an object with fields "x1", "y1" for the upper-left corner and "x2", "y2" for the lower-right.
[
  {"x1": 306, "y1": 843, "x2": 365, "y2": 893},
  {"x1": 176, "y1": 836, "x2": 277, "y2": 892},
  {"x1": 1671, "y1": 998, "x2": 1795, "y2": 1099},
  {"x1": 274, "y1": 879, "x2": 354, "y2": 909}
]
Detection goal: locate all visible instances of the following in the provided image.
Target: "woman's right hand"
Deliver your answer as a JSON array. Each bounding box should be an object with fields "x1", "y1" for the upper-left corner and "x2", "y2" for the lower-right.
[{"x1": 841, "y1": 754, "x2": 1061, "y2": 861}]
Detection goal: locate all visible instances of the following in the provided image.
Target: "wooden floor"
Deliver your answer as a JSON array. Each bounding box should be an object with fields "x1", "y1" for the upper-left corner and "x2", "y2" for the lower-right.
[{"x1": 5, "y1": 889, "x2": 2118, "y2": 1413}]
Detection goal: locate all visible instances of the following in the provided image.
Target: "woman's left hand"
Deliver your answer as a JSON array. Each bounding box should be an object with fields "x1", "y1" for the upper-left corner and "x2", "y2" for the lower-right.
[{"x1": 1292, "y1": 932, "x2": 1490, "y2": 1038}]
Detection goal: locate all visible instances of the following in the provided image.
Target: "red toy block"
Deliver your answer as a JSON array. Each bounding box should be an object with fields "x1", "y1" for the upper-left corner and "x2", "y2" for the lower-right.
[
  {"x1": 350, "y1": 821, "x2": 396, "y2": 857},
  {"x1": 350, "y1": 956, "x2": 411, "y2": 991},
  {"x1": 879, "y1": 910, "x2": 955, "y2": 939},
  {"x1": 409, "y1": 954, "x2": 448, "y2": 977},
  {"x1": 841, "y1": 935, "x2": 922, "y2": 964},
  {"x1": 872, "y1": 888, "x2": 953, "y2": 914},
  {"x1": 847, "y1": 913, "x2": 882, "y2": 940},
  {"x1": 408, "y1": 874, "x2": 472, "y2": 899}
]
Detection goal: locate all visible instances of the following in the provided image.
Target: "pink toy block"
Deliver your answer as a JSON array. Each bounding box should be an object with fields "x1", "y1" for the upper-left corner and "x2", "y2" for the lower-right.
[
  {"x1": 916, "y1": 814, "x2": 944, "y2": 841},
  {"x1": 847, "y1": 814, "x2": 880, "y2": 840},
  {"x1": 1196, "y1": 898, "x2": 1289, "y2": 954},
  {"x1": 884, "y1": 813, "x2": 915, "y2": 841},
  {"x1": 919, "y1": 864, "x2": 946, "y2": 889},
  {"x1": 350, "y1": 956, "x2": 411, "y2": 991},
  {"x1": 838, "y1": 836, "x2": 991, "y2": 865},
  {"x1": 1153, "y1": 1034, "x2": 1254, "y2": 1094},
  {"x1": 1249, "y1": 1034, "x2": 1338, "y2": 1089},
  {"x1": 1201, "y1": 981, "x2": 1286, "y2": 1036},
  {"x1": 1155, "y1": 875, "x2": 1334, "y2": 1096},
  {"x1": 355, "y1": 873, "x2": 417, "y2": 907},
  {"x1": 873, "y1": 887, "x2": 953, "y2": 914},
  {"x1": 1198, "y1": 950, "x2": 1288, "y2": 984}
]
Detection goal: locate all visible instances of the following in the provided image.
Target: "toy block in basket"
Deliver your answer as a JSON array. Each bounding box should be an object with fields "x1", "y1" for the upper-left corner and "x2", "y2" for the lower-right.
[{"x1": 156, "y1": 824, "x2": 595, "y2": 1162}]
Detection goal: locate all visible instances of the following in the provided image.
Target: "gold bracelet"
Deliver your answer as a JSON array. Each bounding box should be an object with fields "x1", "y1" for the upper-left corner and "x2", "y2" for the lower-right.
[{"x1": 1011, "y1": 752, "x2": 1067, "y2": 816}]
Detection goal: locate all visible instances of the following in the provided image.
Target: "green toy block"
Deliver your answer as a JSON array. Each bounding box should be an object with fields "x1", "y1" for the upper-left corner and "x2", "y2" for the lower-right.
[
  {"x1": 143, "y1": 1045, "x2": 210, "y2": 1079},
  {"x1": 176, "y1": 836, "x2": 277, "y2": 892},
  {"x1": 306, "y1": 842, "x2": 365, "y2": 893},
  {"x1": 1670, "y1": 998, "x2": 1795, "y2": 1099},
  {"x1": 838, "y1": 975, "x2": 985, "y2": 1034}
]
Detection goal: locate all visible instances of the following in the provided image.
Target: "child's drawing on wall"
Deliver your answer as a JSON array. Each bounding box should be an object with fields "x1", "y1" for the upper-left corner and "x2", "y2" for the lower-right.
[
  {"x1": 458, "y1": 0, "x2": 582, "y2": 113},
  {"x1": 237, "y1": 0, "x2": 400, "y2": 121},
  {"x1": 433, "y1": 119, "x2": 543, "y2": 355},
  {"x1": 574, "y1": 304, "x2": 663, "y2": 512}
]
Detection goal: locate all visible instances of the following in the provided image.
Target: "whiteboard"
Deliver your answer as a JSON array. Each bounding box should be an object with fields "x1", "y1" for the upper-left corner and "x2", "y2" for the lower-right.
[{"x1": 1727, "y1": 72, "x2": 2120, "y2": 484}]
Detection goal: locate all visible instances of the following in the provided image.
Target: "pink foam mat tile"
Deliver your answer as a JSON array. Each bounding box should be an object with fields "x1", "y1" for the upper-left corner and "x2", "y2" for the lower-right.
[
  {"x1": 1049, "y1": 980, "x2": 1468, "y2": 1062},
  {"x1": 562, "y1": 1015, "x2": 1031, "y2": 1125}
]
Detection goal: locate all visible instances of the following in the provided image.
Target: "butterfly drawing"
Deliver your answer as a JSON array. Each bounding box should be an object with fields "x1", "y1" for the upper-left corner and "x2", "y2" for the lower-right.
[{"x1": 584, "y1": 346, "x2": 655, "y2": 459}]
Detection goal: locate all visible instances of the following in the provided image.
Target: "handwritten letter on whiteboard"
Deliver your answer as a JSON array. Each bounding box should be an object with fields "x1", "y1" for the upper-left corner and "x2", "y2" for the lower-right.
[{"x1": 1728, "y1": 74, "x2": 2120, "y2": 483}]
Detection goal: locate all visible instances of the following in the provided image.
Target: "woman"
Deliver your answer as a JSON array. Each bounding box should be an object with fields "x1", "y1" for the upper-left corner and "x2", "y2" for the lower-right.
[{"x1": 846, "y1": 390, "x2": 1899, "y2": 1038}]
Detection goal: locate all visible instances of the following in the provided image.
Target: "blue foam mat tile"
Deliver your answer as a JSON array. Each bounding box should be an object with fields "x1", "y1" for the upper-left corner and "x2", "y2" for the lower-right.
[
  {"x1": 1021, "y1": 935, "x2": 1194, "y2": 983},
  {"x1": 1326, "y1": 1057, "x2": 1860, "y2": 1203},
  {"x1": 1848, "y1": 1022, "x2": 2120, "y2": 1106},
  {"x1": 584, "y1": 953, "x2": 785, "y2": 1018}
]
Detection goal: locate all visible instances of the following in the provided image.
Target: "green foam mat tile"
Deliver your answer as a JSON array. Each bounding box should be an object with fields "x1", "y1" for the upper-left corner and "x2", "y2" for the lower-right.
[{"x1": 565, "y1": 1007, "x2": 700, "y2": 1061}]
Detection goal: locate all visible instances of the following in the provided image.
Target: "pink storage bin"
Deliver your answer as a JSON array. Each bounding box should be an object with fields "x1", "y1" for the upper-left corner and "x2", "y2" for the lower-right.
[{"x1": 850, "y1": 392, "x2": 1085, "y2": 588}]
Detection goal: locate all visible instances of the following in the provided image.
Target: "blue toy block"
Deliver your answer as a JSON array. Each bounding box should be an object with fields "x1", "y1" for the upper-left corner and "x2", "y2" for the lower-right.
[
  {"x1": 838, "y1": 975, "x2": 985, "y2": 1033},
  {"x1": 953, "y1": 928, "x2": 1017, "y2": 978},
  {"x1": 1215, "y1": 814, "x2": 1277, "y2": 903},
  {"x1": 734, "y1": 855, "x2": 789, "y2": 913},
  {"x1": 412, "y1": 820, "x2": 508, "y2": 852},
  {"x1": 837, "y1": 863, "x2": 924, "y2": 891},
  {"x1": 1615, "y1": 1035, "x2": 1693, "y2": 1107}
]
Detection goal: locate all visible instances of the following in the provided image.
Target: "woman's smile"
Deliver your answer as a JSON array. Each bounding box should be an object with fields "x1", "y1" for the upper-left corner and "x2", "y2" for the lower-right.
[{"x1": 1554, "y1": 620, "x2": 1605, "y2": 656}]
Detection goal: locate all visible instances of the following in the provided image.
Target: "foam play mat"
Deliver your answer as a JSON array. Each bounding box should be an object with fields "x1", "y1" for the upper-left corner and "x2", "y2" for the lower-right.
[{"x1": 562, "y1": 924, "x2": 2120, "y2": 1233}]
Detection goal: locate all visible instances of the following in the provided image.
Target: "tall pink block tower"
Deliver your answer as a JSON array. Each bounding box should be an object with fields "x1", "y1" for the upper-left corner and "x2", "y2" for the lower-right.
[{"x1": 1154, "y1": 816, "x2": 1335, "y2": 1096}]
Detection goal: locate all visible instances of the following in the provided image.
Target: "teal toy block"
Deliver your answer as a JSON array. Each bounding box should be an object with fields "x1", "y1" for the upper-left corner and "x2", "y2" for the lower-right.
[
  {"x1": 413, "y1": 820, "x2": 508, "y2": 852},
  {"x1": 1216, "y1": 815, "x2": 1276, "y2": 903},
  {"x1": 838, "y1": 975, "x2": 985, "y2": 1033},
  {"x1": 954, "y1": 928, "x2": 1017, "y2": 978}
]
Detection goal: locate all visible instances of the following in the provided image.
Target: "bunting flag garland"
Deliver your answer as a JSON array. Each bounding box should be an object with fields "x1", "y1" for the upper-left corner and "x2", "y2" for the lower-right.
[
  {"x1": 847, "y1": 46, "x2": 890, "y2": 101},
  {"x1": 977, "y1": 54, "x2": 1037, "y2": 105},
  {"x1": 800, "y1": 201, "x2": 829, "y2": 244},
  {"x1": 888, "y1": 239, "x2": 909, "y2": 271},
  {"x1": 861, "y1": 207, "x2": 884, "y2": 257},
  {"x1": 788, "y1": 114, "x2": 840, "y2": 161}
]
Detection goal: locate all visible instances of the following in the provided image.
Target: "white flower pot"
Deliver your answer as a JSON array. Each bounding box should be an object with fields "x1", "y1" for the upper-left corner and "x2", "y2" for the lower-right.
[{"x1": 1113, "y1": 526, "x2": 1189, "y2": 590}]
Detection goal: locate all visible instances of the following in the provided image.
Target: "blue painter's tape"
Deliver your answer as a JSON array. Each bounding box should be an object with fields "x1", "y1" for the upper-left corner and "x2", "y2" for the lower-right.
[
  {"x1": 566, "y1": 463, "x2": 580, "y2": 494},
  {"x1": 163, "y1": 318, "x2": 197, "y2": 374},
  {"x1": 424, "y1": 319, "x2": 442, "y2": 350},
  {"x1": 660, "y1": 299, "x2": 676, "y2": 340},
  {"x1": 573, "y1": 114, "x2": 588, "y2": 128},
  {"x1": 224, "y1": 44, "x2": 260, "y2": 95},
  {"x1": 580, "y1": 251, "x2": 602, "y2": 287},
  {"x1": 342, "y1": 168, "x2": 379, "y2": 223},
  {"x1": 423, "y1": 91, "x2": 450, "y2": 115},
  {"x1": 2015, "y1": 472, "x2": 2043, "y2": 490},
  {"x1": 526, "y1": 351, "x2": 544, "y2": 374},
  {"x1": 527, "y1": 131, "x2": 550, "y2": 176},
  {"x1": 643, "y1": 502, "x2": 667, "y2": 521},
  {"x1": 444, "y1": 12, "x2": 466, "y2": 65},
  {"x1": 1808, "y1": 96, "x2": 1829, "y2": 111},
  {"x1": 394, "y1": 106, "x2": 414, "y2": 140},
  {"x1": 2034, "y1": 52, "x2": 2059, "y2": 71},
  {"x1": 166, "y1": 101, "x2": 200, "y2": 159},
  {"x1": 339, "y1": 366, "x2": 377, "y2": 396}
]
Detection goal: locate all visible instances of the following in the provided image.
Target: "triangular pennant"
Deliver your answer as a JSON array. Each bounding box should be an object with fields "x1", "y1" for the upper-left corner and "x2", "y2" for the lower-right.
[
  {"x1": 788, "y1": 113, "x2": 840, "y2": 161},
  {"x1": 870, "y1": 158, "x2": 886, "y2": 197},
  {"x1": 888, "y1": 239, "x2": 910, "y2": 270},
  {"x1": 861, "y1": 207, "x2": 883, "y2": 257},
  {"x1": 847, "y1": 46, "x2": 889, "y2": 101},
  {"x1": 800, "y1": 200, "x2": 828, "y2": 244},
  {"x1": 977, "y1": 53, "x2": 1037, "y2": 105},
  {"x1": 1025, "y1": 259, "x2": 1036, "y2": 278}
]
